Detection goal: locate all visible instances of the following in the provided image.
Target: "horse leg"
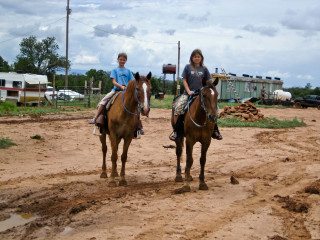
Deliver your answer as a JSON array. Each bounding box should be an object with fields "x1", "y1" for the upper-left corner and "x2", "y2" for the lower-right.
[
  {"x1": 108, "y1": 135, "x2": 121, "y2": 187},
  {"x1": 119, "y1": 137, "x2": 133, "y2": 186},
  {"x1": 99, "y1": 133, "x2": 108, "y2": 178},
  {"x1": 199, "y1": 143, "x2": 210, "y2": 190},
  {"x1": 184, "y1": 139, "x2": 195, "y2": 192},
  {"x1": 175, "y1": 137, "x2": 183, "y2": 182}
]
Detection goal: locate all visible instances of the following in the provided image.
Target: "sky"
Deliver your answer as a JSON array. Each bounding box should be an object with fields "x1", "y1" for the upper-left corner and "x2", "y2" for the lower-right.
[{"x1": 0, "y1": 0, "x2": 319, "y2": 88}]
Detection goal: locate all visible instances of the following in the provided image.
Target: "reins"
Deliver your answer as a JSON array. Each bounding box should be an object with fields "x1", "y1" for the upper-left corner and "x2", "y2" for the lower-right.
[
  {"x1": 121, "y1": 78, "x2": 151, "y2": 118},
  {"x1": 187, "y1": 85, "x2": 214, "y2": 128}
]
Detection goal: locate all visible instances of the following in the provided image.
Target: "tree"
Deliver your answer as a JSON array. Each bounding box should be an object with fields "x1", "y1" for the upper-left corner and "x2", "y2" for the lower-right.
[
  {"x1": 0, "y1": 56, "x2": 12, "y2": 72},
  {"x1": 14, "y1": 36, "x2": 69, "y2": 77},
  {"x1": 86, "y1": 69, "x2": 112, "y2": 93},
  {"x1": 305, "y1": 83, "x2": 312, "y2": 89}
]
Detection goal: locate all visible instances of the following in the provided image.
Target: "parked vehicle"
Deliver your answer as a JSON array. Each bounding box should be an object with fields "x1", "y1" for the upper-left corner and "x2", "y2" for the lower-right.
[
  {"x1": 294, "y1": 95, "x2": 320, "y2": 109},
  {"x1": 58, "y1": 89, "x2": 85, "y2": 101},
  {"x1": 44, "y1": 86, "x2": 58, "y2": 102},
  {"x1": 0, "y1": 72, "x2": 48, "y2": 105}
]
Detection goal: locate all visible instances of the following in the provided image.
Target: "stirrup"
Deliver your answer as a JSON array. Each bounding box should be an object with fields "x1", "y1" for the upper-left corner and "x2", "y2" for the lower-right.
[
  {"x1": 212, "y1": 131, "x2": 223, "y2": 140},
  {"x1": 134, "y1": 130, "x2": 141, "y2": 139},
  {"x1": 169, "y1": 131, "x2": 178, "y2": 141},
  {"x1": 89, "y1": 117, "x2": 96, "y2": 124}
]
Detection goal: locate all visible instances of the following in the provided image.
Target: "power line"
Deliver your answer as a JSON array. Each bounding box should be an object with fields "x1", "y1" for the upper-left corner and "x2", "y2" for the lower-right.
[{"x1": 0, "y1": 17, "x2": 66, "y2": 44}]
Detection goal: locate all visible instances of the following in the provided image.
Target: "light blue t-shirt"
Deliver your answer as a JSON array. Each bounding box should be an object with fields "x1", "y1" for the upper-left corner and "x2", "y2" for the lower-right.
[{"x1": 110, "y1": 67, "x2": 134, "y2": 91}]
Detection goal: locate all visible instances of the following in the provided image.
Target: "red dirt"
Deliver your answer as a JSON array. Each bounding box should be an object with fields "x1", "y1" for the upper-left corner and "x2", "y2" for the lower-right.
[{"x1": 0, "y1": 107, "x2": 319, "y2": 240}]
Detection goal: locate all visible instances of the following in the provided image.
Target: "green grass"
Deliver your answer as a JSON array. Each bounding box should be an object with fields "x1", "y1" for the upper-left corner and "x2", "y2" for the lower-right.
[
  {"x1": 0, "y1": 138, "x2": 17, "y2": 149},
  {"x1": 30, "y1": 135, "x2": 42, "y2": 140},
  {"x1": 150, "y1": 94, "x2": 175, "y2": 109},
  {"x1": 218, "y1": 116, "x2": 305, "y2": 128},
  {"x1": 0, "y1": 101, "x2": 85, "y2": 116}
]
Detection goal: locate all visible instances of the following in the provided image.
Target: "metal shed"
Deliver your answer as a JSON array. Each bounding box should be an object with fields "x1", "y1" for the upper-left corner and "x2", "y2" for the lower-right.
[{"x1": 212, "y1": 74, "x2": 283, "y2": 101}]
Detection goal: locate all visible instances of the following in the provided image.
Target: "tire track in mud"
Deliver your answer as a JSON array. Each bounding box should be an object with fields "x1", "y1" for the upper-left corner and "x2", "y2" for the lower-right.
[{"x1": 0, "y1": 172, "x2": 179, "y2": 239}]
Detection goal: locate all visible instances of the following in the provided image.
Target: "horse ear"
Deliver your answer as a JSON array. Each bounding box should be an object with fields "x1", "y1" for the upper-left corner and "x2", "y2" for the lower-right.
[
  {"x1": 135, "y1": 72, "x2": 140, "y2": 80},
  {"x1": 147, "y1": 72, "x2": 152, "y2": 80},
  {"x1": 213, "y1": 77, "x2": 219, "y2": 86}
]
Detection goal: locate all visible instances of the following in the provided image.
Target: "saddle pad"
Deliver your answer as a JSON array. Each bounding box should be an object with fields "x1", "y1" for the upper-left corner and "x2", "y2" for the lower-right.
[
  {"x1": 184, "y1": 94, "x2": 199, "y2": 111},
  {"x1": 105, "y1": 91, "x2": 122, "y2": 110}
]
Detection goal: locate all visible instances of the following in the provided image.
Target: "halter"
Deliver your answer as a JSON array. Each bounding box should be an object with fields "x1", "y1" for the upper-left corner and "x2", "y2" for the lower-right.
[
  {"x1": 121, "y1": 78, "x2": 151, "y2": 118},
  {"x1": 187, "y1": 85, "x2": 217, "y2": 128}
]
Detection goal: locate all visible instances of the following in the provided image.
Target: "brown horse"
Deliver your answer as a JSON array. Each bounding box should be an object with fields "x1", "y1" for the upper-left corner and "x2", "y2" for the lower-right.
[
  {"x1": 171, "y1": 78, "x2": 219, "y2": 192},
  {"x1": 99, "y1": 72, "x2": 152, "y2": 186}
]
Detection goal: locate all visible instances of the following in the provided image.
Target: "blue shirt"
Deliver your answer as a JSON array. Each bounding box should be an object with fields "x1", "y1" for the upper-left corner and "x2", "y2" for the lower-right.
[{"x1": 110, "y1": 67, "x2": 134, "y2": 91}]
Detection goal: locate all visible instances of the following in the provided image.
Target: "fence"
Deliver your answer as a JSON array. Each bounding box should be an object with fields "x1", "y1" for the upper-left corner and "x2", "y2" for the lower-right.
[{"x1": 51, "y1": 78, "x2": 101, "y2": 108}]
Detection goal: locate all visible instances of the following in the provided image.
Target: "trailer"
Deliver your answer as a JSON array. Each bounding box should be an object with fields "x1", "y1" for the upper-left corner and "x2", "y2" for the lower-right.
[
  {"x1": 0, "y1": 72, "x2": 48, "y2": 105},
  {"x1": 211, "y1": 72, "x2": 283, "y2": 102}
]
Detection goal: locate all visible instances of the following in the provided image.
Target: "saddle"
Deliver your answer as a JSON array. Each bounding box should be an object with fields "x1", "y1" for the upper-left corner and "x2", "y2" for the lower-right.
[{"x1": 95, "y1": 91, "x2": 122, "y2": 134}]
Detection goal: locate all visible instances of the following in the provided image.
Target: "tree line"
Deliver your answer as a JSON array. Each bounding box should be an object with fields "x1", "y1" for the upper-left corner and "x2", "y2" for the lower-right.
[{"x1": 0, "y1": 35, "x2": 182, "y2": 95}]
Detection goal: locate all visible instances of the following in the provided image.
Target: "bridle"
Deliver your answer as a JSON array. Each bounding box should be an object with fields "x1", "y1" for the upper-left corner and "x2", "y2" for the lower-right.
[
  {"x1": 187, "y1": 85, "x2": 218, "y2": 127},
  {"x1": 122, "y1": 78, "x2": 151, "y2": 118}
]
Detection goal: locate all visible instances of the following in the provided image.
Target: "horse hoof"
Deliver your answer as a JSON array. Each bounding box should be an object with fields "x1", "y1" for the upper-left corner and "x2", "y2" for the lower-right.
[
  {"x1": 173, "y1": 185, "x2": 191, "y2": 194},
  {"x1": 108, "y1": 180, "x2": 117, "y2": 187},
  {"x1": 199, "y1": 182, "x2": 208, "y2": 190},
  {"x1": 185, "y1": 176, "x2": 193, "y2": 181},
  {"x1": 100, "y1": 172, "x2": 108, "y2": 178},
  {"x1": 175, "y1": 175, "x2": 183, "y2": 182},
  {"x1": 119, "y1": 179, "x2": 127, "y2": 186}
]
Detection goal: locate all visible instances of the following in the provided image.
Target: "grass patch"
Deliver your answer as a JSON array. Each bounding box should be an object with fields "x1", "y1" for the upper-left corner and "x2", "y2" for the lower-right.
[
  {"x1": 0, "y1": 138, "x2": 17, "y2": 149},
  {"x1": 150, "y1": 94, "x2": 175, "y2": 109},
  {"x1": 30, "y1": 135, "x2": 42, "y2": 140},
  {"x1": 218, "y1": 117, "x2": 305, "y2": 129},
  {"x1": 0, "y1": 101, "x2": 84, "y2": 116}
]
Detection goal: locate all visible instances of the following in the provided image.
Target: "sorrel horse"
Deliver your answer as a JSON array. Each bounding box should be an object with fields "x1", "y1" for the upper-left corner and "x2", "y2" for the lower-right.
[
  {"x1": 99, "y1": 72, "x2": 152, "y2": 187},
  {"x1": 171, "y1": 78, "x2": 219, "y2": 192}
]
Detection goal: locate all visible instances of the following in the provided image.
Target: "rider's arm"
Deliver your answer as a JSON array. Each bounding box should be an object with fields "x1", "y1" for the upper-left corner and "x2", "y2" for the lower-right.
[
  {"x1": 112, "y1": 78, "x2": 125, "y2": 90},
  {"x1": 183, "y1": 77, "x2": 194, "y2": 95}
]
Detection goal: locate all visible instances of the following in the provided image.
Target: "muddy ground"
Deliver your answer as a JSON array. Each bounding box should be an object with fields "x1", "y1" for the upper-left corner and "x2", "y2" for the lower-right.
[{"x1": 0, "y1": 107, "x2": 319, "y2": 240}]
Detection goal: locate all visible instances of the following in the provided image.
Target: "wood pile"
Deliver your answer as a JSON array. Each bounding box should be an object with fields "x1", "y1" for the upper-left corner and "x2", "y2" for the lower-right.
[{"x1": 219, "y1": 101, "x2": 264, "y2": 121}]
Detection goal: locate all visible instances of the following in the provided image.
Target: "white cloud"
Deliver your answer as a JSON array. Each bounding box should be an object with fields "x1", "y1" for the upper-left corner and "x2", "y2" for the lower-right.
[
  {"x1": 243, "y1": 24, "x2": 278, "y2": 37},
  {"x1": 0, "y1": 0, "x2": 319, "y2": 88},
  {"x1": 297, "y1": 74, "x2": 314, "y2": 80},
  {"x1": 73, "y1": 54, "x2": 99, "y2": 64}
]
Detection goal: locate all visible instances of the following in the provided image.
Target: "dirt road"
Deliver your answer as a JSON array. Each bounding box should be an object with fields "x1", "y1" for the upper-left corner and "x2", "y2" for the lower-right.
[{"x1": 0, "y1": 107, "x2": 319, "y2": 240}]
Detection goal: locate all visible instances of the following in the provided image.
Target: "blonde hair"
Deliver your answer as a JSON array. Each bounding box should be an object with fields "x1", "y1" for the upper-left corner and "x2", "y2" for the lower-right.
[
  {"x1": 118, "y1": 52, "x2": 128, "y2": 60},
  {"x1": 189, "y1": 49, "x2": 205, "y2": 76}
]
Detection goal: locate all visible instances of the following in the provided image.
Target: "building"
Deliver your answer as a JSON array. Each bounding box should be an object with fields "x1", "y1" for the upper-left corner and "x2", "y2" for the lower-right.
[{"x1": 212, "y1": 73, "x2": 283, "y2": 101}]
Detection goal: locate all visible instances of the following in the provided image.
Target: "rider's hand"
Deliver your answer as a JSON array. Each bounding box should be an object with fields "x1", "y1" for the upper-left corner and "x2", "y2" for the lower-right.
[{"x1": 188, "y1": 90, "x2": 195, "y2": 95}]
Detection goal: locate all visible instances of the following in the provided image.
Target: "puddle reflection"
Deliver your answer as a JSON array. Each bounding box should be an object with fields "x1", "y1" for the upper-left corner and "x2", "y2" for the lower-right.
[{"x1": 0, "y1": 213, "x2": 37, "y2": 232}]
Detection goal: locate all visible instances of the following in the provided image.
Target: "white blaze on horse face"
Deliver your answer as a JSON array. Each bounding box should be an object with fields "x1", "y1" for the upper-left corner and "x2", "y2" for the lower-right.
[
  {"x1": 142, "y1": 83, "x2": 148, "y2": 109},
  {"x1": 210, "y1": 88, "x2": 215, "y2": 95}
]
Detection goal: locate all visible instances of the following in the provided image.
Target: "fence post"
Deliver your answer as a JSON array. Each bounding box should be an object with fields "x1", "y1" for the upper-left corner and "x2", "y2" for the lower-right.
[
  {"x1": 98, "y1": 80, "x2": 101, "y2": 101},
  {"x1": 53, "y1": 74, "x2": 56, "y2": 108},
  {"x1": 89, "y1": 77, "x2": 93, "y2": 108}
]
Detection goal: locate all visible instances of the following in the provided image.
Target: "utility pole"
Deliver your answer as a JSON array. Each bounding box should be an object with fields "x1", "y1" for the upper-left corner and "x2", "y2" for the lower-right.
[
  {"x1": 176, "y1": 41, "x2": 180, "y2": 95},
  {"x1": 65, "y1": 0, "x2": 71, "y2": 89}
]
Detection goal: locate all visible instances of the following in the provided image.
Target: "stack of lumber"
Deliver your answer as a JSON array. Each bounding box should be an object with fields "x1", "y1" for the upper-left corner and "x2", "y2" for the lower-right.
[{"x1": 219, "y1": 101, "x2": 264, "y2": 121}]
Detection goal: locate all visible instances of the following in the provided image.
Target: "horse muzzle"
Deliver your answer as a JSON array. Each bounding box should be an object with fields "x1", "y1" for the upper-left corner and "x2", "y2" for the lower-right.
[
  {"x1": 139, "y1": 105, "x2": 150, "y2": 117},
  {"x1": 208, "y1": 113, "x2": 218, "y2": 123}
]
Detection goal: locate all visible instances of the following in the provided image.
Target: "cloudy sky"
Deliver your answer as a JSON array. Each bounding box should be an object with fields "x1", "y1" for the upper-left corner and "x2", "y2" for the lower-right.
[{"x1": 0, "y1": 0, "x2": 319, "y2": 88}]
